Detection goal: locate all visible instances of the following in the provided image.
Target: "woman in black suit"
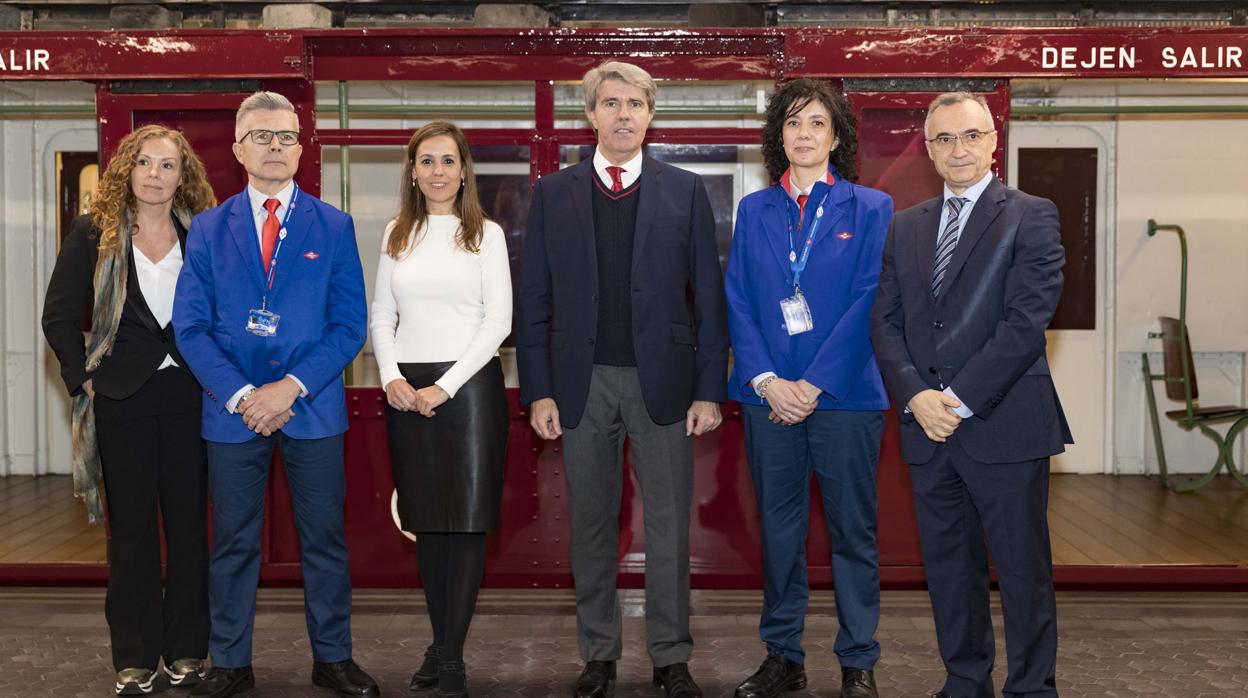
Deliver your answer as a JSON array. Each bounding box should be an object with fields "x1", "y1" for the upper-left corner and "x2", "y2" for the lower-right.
[{"x1": 42, "y1": 124, "x2": 216, "y2": 696}]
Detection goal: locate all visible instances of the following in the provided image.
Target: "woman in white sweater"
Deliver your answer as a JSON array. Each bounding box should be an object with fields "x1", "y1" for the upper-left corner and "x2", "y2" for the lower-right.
[{"x1": 370, "y1": 121, "x2": 511, "y2": 698}]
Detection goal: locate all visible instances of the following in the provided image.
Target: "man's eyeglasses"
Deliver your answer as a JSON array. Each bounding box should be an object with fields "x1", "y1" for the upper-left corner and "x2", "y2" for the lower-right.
[
  {"x1": 237, "y1": 129, "x2": 300, "y2": 146},
  {"x1": 926, "y1": 130, "x2": 995, "y2": 152}
]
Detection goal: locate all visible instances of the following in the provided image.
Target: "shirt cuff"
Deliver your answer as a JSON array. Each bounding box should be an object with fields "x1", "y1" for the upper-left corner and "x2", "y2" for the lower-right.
[
  {"x1": 226, "y1": 384, "x2": 256, "y2": 414},
  {"x1": 750, "y1": 371, "x2": 777, "y2": 391},
  {"x1": 944, "y1": 386, "x2": 974, "y2": 418},
  {"x1": 286, "y1": 374, "x2": 309, "y2": 398}
]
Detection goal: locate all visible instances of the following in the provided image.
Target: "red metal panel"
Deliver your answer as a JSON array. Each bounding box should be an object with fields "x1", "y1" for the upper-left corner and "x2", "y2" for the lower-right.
[
  {"x1": 0, "y1": 31, "x2": 304, "y2": 80},
  {"x1": 785, "y1": 27, "x2": 1248, "y2": 79},
  {"x1": 306, "y1": 29, "x2": 783, "y2": 82}
]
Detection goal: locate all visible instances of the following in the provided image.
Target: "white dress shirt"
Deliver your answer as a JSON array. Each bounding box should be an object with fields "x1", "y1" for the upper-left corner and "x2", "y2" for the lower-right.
[
  {"x1": 131, "y1": 242, "x2": 182, "y2": 370},
  {"x1": 226, "y1": 180, "x2": 307, "y2": 414},
  {"x1": 936, "y1": 171, "x2": 995, "y2": 419},
  {"x1": 371, "y1": 215, "x2": 512, "y2": 398},
  {"x1": 592, "y1": 148, "x2": 643, "y2": 190}
]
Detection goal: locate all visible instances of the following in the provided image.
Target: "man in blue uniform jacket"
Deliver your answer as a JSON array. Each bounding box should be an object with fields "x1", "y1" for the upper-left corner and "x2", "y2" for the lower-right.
[
  {"x1": 870, "y1": 92, "x2": 1072, "y2": 698},
  {"x1": 172, "y1": 92, "x2": 377, "y2": 698}
]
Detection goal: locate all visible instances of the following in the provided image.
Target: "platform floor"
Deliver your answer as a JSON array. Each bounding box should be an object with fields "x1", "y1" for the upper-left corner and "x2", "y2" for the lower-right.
[
  {"x1": 3, "y1": 473, "x2": 1246, "y2": 566},
  {"x1": 0, "y1": 587, "x2": 1245, "y2": 697}
]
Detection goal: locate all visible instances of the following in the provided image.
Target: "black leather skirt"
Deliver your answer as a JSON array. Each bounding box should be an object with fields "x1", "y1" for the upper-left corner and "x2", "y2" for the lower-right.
[{"x1": 386, "y1": 357, "x2": 508, "y2": 533}]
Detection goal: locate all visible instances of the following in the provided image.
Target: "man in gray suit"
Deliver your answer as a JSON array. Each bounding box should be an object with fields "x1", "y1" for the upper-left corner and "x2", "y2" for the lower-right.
[{"x1": 516, "y1": 61, "x2": 729, "y2": 698}]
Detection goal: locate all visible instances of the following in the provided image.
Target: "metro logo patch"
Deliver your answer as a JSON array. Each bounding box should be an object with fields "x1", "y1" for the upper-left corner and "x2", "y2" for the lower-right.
[
  {"x1": 837, "y1": 231, "x2": 853, "y2": 240},
  {"x1": 303, "y1": 251, "x2": 321, "y2": 260}
]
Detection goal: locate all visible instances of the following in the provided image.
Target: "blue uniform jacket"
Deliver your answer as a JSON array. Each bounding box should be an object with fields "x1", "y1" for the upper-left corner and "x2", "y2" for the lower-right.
[
  {"x1": 725, "y1": 173, "x2": 892, "y2": 410},
  {"x1": 173, "y1": 188, "x2": 367, "y2": 443}
]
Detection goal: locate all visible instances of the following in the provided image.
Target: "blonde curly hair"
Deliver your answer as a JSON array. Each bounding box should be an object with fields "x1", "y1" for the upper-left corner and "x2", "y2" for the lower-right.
[{"x1": 90, "y1": 124, "x2": 216, "y2": 251}]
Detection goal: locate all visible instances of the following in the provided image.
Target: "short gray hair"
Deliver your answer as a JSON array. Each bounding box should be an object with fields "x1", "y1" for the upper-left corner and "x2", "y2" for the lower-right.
[
  {"x1": 924, "y1": 92, "x2": 993, "y2": 137},
  {"x1": 235, "y1": 91, "x2": 299, "y2": 138},
  {"x1": 582, "y1": 61, "x2": 657, "y2": 113}
]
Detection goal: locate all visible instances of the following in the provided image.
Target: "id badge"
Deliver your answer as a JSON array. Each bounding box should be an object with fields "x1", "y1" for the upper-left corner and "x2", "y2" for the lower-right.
[
  {"x1": 246, "y1": 308, "x2": 280, "y2": 337},
  {"x1": 779, "y1": 291, "x2": 814, "y2": 336}
]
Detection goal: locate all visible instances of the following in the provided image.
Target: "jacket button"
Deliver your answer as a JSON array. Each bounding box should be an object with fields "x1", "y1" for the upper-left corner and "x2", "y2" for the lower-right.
[
  {"x1": 588, "y1": 338, "x2": 595, "y2": 345},
  {"x1": 928, "y1": 366, "x2": 937, "y2": 374},
  {"x1": 592, "y1": 294, "x2": 598, "y2": 302},
  {"x1": 933, "y1": 320, "x2": 944, "y2": 329}
]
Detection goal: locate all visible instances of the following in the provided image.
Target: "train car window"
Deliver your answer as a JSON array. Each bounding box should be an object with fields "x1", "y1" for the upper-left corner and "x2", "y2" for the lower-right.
[{"x1": 1017, "y1": 147, "x2": 1098, "y2": 330}]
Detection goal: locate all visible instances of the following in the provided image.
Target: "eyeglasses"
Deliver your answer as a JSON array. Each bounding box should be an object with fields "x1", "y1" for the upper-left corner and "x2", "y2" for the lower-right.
[
  {"x1": 237, "y1": 129, "x2": 300, "y2": 146},
  {"x1": 925, "y1": 130, "x2": 995, "y2": 152}
]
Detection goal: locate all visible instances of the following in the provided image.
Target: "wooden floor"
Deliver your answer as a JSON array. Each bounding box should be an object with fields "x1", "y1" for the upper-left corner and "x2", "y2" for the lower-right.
[{"x1": 0, "y1": 474, "x2": 1246, "y2": 566}]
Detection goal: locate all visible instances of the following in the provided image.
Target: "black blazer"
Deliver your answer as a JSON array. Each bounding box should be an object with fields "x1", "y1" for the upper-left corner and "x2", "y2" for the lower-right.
[
  {"x1": 43, "y1": 214, "x2": 192, "y2": 400},
  {"x1": 870, "y1": 177, "x2": 1073, "y2": 465},
  {"x1": 516, "y1": 156, "x2": 729, "y2": 428}
]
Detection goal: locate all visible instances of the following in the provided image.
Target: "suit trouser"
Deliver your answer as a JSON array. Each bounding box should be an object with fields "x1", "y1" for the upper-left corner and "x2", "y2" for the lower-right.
[
  {"x1": 95, "y1": 367, "x2": 209, "y2": 672},
  {"x1": 909, "y1": 439, "x2": 1058, "y2": 698},
  {"x1": 205, "y1": 433, "x2": 352, "y2": 668},
  {"x1": 741, "y1": 404, "x2": 883, "y2": 668},
  {"x1": 561, "y1": 364, "x2": 693, "y2": 667}
]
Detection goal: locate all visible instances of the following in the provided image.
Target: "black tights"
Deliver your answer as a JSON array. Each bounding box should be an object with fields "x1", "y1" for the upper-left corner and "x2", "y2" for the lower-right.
[{"x1": 416, "y1": 532, "x2": 486, "y2": 663}]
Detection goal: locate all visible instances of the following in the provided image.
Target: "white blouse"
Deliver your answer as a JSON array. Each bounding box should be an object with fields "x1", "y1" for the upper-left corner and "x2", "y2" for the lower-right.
[
  {"x1": 370, "y1": 215, "x2": 512, "y2": 398},
  {"x1": 132, "y1": 242, "x2": 182, "y2": 370}
]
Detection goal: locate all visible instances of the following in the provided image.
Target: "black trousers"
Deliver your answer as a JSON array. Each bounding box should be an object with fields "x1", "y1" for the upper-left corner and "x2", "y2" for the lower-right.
[{"x1": 94, "y1": 367, "x2": 208, "y2": 671}]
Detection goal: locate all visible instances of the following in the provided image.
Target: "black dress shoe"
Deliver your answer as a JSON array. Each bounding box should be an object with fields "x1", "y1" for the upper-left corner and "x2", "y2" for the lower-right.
[
  {"x1": 190, "y1": 666, "x2": 254, "y2": 697},
  {"x1": 841, "y1": 668, "x2": 878, "y2": 698},
  {"x1": 435, "y1": 660, "x2": 467, "y2": 697},
  {"x1": 652, "y1": 663, "x2": 703, "y2": 698},
  {"x1": 409, "y1": 645, "x2": 442, "y2": 691},
  {"x1": 573, "y1": 661, "x2": 616, "y2": 698},
  {"x1": 312, "y1": 659, "x2": 381, "y2": 697},
  {"x1": 734, "y1": 655, "x2": 806, "y2": 698}
]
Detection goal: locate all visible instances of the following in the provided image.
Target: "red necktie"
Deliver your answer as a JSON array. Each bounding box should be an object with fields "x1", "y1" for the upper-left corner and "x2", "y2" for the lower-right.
[
  {"x1": 796, "y1": 193, "x2": 809, "y2": 223},
  {"x1": 606, "y1": 165, "x2": 625, "y2": 193},
  {"x1": 261, "y1": 198, "x2": 281, "y2": 274}
]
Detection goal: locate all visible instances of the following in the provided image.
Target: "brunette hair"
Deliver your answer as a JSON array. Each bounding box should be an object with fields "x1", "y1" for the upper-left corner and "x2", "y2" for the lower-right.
[
  {"x1": 387, "y1": 121, "x2": 486, "y2": 258},
  {"x1": 761, "y1": 78, "x2": 859, "y2": 184},
  {"x1": 90, "y1": 124, "x2": 216, "y2": 252}
]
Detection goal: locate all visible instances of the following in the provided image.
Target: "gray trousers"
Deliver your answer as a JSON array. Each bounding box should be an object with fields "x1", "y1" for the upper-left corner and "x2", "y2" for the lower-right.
[{"x1": 561, "y1": 364, "x2": 694, "y2": 667}]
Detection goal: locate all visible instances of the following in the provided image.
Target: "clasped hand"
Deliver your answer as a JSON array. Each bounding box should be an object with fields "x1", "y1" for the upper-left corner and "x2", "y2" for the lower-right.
[
  {"x1": 766, "y1": 378, "x2": 821, "y2": 425},
  {"x1": 385, "y1": 379, "x2": 449, "y2": 418},
  {"x1": 240, "y1": 377, "x2": 302, "y2": 436},
  {"x1": 908, "y1": 388, "x2": 963, "y2": 442}
]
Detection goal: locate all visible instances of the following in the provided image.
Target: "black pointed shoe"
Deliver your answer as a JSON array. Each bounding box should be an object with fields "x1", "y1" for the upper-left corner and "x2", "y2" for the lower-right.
[
  {"x1": 652, "y1": 662, "x2": 703, "y2": 698},
  {"x1": 734, "y1": 655, "x2": 806, "y2": 698},
  {"x1": 190, "y1": 666, "x2": 254, "y2": 698},
  {"x1": 573, "y1": 660, "x2": 616, "y2": 698},
  {"x1": 312, "y1": 659, "x2": 381, "y2": 697},
  {"x1": 841, "y1": 668, "x2": 878, "y2": 698},
  {"x1": 410, "y1": 645, "x2": 442, "y2": 691}
]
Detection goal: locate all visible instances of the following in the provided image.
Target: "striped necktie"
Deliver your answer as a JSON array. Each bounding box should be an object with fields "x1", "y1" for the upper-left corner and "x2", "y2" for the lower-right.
[{"x1": 931, "y1": 196, "x2": 968, "y2": 297}]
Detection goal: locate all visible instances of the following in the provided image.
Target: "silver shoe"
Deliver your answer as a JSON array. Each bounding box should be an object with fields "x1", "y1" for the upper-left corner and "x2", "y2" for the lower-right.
[
  {"x1": 115, "y1": 668, "x2": 155, "y2": 695},
  {"x1": 164, "y1": 658, "x2": 206, "y2": 687}
]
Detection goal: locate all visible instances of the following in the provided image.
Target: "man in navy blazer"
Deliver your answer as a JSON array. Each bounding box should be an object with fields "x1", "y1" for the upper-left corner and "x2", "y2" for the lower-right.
[
  {"x1": 870, "y1": 93, "x2": 1072, "y2": 698},
  {"x1": 516, "y1": 61, "x2": 728, "y2": 698},
  {"x1": 173, "y1": 92, "x2": 377, "y2": 698}
]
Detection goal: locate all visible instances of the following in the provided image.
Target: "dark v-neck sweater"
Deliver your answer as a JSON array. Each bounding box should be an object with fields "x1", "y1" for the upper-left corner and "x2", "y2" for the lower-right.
[{"x1": 591, "y1": 173, "x2": 641, "y2": 366}]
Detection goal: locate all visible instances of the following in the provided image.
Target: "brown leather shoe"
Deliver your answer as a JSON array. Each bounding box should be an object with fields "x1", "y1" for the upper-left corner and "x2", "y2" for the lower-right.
[{"x1": 652, "y1": 662, "x2": 703, "y2": 698}]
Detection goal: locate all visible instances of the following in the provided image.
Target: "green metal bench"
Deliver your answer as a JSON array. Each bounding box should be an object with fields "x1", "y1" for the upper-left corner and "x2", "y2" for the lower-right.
[{"x1": 1141, "y1": 220, "x2": 1248, "y2": 492}]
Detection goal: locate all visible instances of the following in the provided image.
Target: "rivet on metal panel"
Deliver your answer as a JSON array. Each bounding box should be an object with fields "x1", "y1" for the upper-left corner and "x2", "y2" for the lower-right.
[{"x1": 352, "y1": 411, "x2": 359, "y2": 417}]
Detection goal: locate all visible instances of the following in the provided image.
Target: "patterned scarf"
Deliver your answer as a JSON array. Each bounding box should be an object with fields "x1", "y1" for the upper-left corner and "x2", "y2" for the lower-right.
[{"x1": 70, "y1": 207, "x2": 193, "y2": 524}]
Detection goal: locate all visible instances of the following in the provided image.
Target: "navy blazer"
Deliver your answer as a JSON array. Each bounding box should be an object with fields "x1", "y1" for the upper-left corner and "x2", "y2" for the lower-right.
[
  {"x1": 515, "y1": 156, "x2": 729, "y2": 428},
  {"x1": 725, "y1": 173, "x2": 892, "y2": 411},
  {"x1": 870, "y1": 177, "x2": 1073, "y2": 465},
  {"x1": 173, "y1": 188, "x2": 367, "y2": 443}
]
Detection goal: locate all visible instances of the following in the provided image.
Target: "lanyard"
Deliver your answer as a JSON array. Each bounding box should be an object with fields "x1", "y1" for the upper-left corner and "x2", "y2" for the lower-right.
[
  {"x1": 787, "y1": 189, "x2": 831, "y2": 291},
  {"x1": 260, "y1": 185, "x2": 299, "y2": 310}
]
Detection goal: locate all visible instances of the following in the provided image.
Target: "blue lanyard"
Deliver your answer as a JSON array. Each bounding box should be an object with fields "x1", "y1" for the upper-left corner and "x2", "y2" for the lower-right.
[
  {"x1": 787, "y1": 189, "x2": 831, "y2": 291},
  {"x1": 260, "y1": 185, "x2": 299, "y2": 310}
]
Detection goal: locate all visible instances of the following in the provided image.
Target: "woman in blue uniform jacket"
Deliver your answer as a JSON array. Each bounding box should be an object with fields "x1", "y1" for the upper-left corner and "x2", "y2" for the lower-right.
[{"x1": 725, "y1": 79, "x2": 893, "y2": 698}]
